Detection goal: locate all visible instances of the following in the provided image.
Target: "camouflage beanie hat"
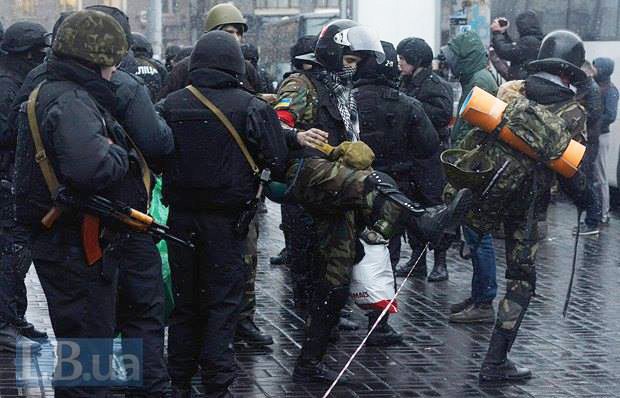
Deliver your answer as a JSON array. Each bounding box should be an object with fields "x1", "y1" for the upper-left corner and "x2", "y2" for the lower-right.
[{"x1": 53, "y1": 10, "x2": 128, "y2": 67}]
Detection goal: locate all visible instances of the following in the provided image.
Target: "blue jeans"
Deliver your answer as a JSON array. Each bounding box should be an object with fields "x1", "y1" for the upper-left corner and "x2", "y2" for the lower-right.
[{"x1": 463, "y1": 227, "x2": 497, "y2": 305}]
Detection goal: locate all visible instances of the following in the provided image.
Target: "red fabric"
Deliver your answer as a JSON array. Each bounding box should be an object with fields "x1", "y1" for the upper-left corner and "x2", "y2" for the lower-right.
[
  {"x1": 277, "y1": 110, "x2": 296, "y2": 127},
  {"x1": 358, "y1": 300, "x2": 398, "y2": 314}
]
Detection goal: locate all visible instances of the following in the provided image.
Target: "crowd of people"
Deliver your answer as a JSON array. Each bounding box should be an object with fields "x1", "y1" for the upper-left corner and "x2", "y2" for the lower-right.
[{"x1": 0, "y1": 3, "x2": 617, "y2": 398}]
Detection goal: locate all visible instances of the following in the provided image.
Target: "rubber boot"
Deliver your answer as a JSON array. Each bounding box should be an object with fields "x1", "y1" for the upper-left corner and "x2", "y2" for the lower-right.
[
  {"x1": 427, "y1": 249, "x2": 448, "y2": 282},
  {"x1": 366, "y1": 312, "x2": 403, "y2": 346},
  {"x1": 479, "y1": 330, "x2": 532, "y2": 382},
  {"x1": 294, "y1": 285, "x2": 351, "y2": 383}
]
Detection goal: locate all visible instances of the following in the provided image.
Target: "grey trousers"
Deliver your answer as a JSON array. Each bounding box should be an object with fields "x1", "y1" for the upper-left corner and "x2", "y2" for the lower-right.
[{"x1": 596, "y1": 133, "x2": 611, "y2": 220}]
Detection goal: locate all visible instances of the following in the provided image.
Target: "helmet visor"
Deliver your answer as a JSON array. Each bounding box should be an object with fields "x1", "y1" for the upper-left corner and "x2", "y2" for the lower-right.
[{"x1": 334, "y1": 26, "x2": 385, "y2": 64}]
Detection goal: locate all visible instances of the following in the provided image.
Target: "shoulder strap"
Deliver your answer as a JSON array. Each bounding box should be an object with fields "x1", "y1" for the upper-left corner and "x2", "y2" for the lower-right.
[
  {"x1": 186, "y1": 85, "x2": 259, "y2": 175},
  {"x1": 27, "y1": 83, "x2": 60, "y2": 197}
]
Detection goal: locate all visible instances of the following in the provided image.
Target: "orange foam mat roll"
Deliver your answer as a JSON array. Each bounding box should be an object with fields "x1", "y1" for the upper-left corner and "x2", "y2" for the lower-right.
[{"x1": 459, "y1": 87, "x2": 585, "y2": 178}]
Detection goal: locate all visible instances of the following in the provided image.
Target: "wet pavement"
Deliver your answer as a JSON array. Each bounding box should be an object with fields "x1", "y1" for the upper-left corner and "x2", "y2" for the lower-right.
[{"x1": 3, "y1": 199, "x2": 620, "y2": 397}]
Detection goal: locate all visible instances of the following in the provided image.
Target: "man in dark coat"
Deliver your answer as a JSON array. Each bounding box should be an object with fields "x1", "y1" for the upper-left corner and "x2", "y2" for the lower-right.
[
  {"x1": 396, "y1": 36, "x2": 454, "y2": 281},
  {"x1": 490, "y1": 10, "x2": 544, "y2": 81},
  {"x1": 0, "y1": 21, "x2": 50, "y2": 352},
  {"x1": 157, "y1": 31, "x2": 294, "y2": 397}
]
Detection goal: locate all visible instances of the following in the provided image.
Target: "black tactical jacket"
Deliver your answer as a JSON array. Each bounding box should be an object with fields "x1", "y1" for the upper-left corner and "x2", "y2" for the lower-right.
[
  {"x1": 158, "y1": 67, "x2": 288, "y2": 212},
  {"x1": 14, "y1": 58, "x2": 144, "y2": 228},
  {"x1": 399, "y1": 67, "x2": 453, "y2": 142},
  {"x1": 354, "y1": 78, "x2": 445, "y2": 204}
]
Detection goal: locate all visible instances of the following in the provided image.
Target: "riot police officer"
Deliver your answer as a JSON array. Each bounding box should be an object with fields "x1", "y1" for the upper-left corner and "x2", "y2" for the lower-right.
[
  {"x1": 0, "y1": 21, "x2": 50, "y2": 352},
  {"x1": 354, "y1": 40, "x2": 440, "y2": 345}
]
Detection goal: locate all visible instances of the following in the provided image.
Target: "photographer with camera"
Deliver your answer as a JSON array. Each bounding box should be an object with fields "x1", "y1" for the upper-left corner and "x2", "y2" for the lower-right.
[{"x1": 490, "y1": 11, "x2": 544, "y2": 81}]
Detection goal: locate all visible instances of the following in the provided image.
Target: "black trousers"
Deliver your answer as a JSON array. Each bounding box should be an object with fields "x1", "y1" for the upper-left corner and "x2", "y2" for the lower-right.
[
  {"x1": 0, "y1": 225, "x2": 31, "y2": 329},
  {"x1": 167, "y1": 209, "x2": 247, "y2": 396},
  {"x1": 116, "y1": 232, "x2": 169, "y2": 396},
  {"x1": 33, "y1": 227, "x2": 118, "y2": 398}
]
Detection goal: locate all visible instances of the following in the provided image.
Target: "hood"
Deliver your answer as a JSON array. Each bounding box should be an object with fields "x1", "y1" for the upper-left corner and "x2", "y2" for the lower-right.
[
  {"x1": 446, "y1": 31, "x2": 489, "y2": 82},
  {"x1": 594, "y1": 57, "x2": 614, "y2": 82},
  {"x1": 525, "y1": 73, "x2": 575, "y2": 105},
  {"x1": 516, "y1": 11, "x2": 543, "y2": 38}
]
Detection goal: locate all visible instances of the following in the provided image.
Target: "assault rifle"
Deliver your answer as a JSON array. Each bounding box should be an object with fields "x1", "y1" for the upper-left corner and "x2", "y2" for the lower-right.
[{"x1": 42, "y1": 187, "x2": 194, "y2": 264}]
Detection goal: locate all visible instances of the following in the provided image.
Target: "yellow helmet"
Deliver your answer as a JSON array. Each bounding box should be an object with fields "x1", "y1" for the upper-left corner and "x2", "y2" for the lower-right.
[{"x1": 204, "y1": 4, "x2": 247, "y2": 33}]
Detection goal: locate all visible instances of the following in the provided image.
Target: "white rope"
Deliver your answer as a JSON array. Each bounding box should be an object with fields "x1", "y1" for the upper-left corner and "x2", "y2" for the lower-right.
[{"x1": 321, "y1": 243, "x2": 430, "y2": 397}]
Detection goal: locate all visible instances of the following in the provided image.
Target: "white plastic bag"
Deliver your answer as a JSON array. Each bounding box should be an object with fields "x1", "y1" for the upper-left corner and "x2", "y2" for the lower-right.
[{"x1": 350, "y1": 240, "x2": 398, "y2": 313}]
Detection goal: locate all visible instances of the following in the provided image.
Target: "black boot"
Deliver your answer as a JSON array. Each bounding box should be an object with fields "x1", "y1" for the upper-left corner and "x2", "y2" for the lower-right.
[
  {"x1": 427, "y1": 249, "x2": 448, "y2": 282},
  {"x1": 0, "y1": 324, "x2": 41, "y2": 354},
  {"x1": 293, "y1": 358, "x2": 350, "y2": 384},
  {"x1": 410, "y1": 189, "x2": 473, "y2": 244},
  {"x1": 269, "y1": 248, "x2": 288, "y2": 265},
  {"x1": 479, "y1": 331, "x2": 532, "y2": 382},
  {"x1": 294, "y1": 285, "x2": 350, "y2": 383},
  {"x1": 16, "y1": 318, "x2": 48, "y2": 340},
  {"x1": 366, "y1": 312, "x2": 403, "y2": 346},
  {"x1": 235, "y1": 319, "x2": 274, "y2": 346}
]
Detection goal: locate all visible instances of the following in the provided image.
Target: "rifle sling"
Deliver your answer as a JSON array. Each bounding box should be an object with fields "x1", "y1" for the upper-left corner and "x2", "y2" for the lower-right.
[{"x1": 27, "y1": 84, "x2": 60, "y2": 198}]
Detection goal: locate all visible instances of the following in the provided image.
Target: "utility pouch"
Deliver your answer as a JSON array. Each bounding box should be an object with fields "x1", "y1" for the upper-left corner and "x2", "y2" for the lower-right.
[{"x1": 234, "y1": 200, "x2": 258, "y2": 240}]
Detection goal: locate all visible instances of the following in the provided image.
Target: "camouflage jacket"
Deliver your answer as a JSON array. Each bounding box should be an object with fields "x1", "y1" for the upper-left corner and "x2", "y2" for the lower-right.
[
  {"x1": 275, "y1": 70, "x2": 349, "y2": 155},
  {"x1": 447, "y1": 81, "x2": 586, "y2": 233}
]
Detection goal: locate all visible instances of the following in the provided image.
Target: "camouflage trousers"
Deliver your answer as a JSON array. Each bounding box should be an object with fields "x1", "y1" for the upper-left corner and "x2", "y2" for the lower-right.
[
  {"x1": 239, "y1": 216, "x2": 259, "y2": 321},
  {"x1": 461, "y1": 160, "x2": 553, "y2": 350},
  {"x1": 288, "y1": 158, "x2": 406, "y2": 289}
]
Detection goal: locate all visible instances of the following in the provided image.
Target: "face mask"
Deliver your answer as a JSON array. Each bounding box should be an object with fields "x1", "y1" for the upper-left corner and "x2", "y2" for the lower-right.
[{"x1": 337, "y1": 64, "x2": 357, "y2": 83}]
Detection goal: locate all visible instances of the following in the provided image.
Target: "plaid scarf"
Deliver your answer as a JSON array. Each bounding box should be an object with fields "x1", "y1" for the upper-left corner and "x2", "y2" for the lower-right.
[{"x1": 320, "y1": 66, "x2": 360, "y2": 141}]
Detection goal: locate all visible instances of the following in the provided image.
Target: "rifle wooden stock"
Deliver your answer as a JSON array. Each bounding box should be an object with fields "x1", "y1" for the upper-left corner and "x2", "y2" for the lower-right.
[{"x1": 41, "y1": 206, "x2": 62, "y2": 229}]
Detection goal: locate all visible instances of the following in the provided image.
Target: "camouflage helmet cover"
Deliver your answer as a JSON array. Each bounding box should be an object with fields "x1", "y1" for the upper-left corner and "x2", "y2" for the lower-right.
[
  {"x1": 204, "y1": 3, "x2": 248, "y2": 33},
  {"x1": 53, "y1": 10, "x2": 128, "y2": 67}
]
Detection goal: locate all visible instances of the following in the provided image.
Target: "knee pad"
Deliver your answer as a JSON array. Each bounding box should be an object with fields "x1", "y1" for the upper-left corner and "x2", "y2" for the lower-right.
[
  {"x1": 505, "y1": 264, "x2": 537, "y2": 292},
  {"x1": 495, "y1": 280, "x2": 533, "y2": 346}
]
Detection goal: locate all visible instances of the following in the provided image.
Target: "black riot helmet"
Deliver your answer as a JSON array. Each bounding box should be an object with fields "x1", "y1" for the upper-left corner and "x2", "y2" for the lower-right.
[
  {"x1": 527, "y1": 30, "x2": 587, "y2": 83},
  {"x1": 1, "y1": 22, "x2": 50, "y2": 53},
  {"x1": 396, "y1": 37, "x2": 433, "y2": 68},
  {"x1": 131, "y1": 32, "x2": 153, "y2": 58},
  {"x1": 314, "y1": 19, "x2": 385, "y2": 71},
  {"x1": 190, "y1": 30, "x2": 245, "y2": 76},
  {"x1": 356, "y1": 40, "x2": 399, "y2": 82}
]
